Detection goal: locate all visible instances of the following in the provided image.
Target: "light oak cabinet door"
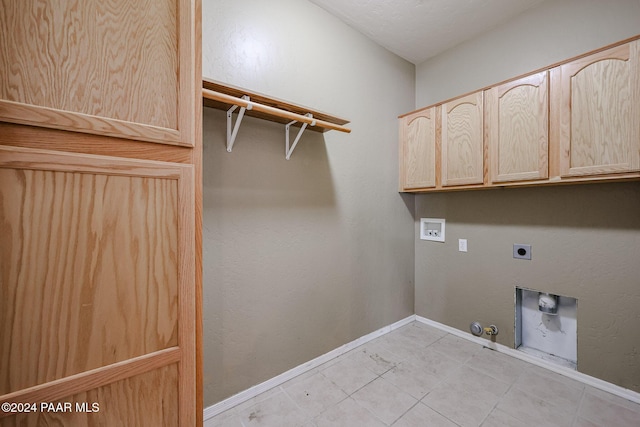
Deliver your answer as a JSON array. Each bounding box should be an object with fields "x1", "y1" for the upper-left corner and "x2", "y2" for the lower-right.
[
  {"x1": 441, "y1": 92, "x2": 484, "y2": 186},
  {"x1": 487, "y1": 71, "x2": 549, "y2": 183},
  {"x1": 0, "y1": 0, "x2": 197, "y2": 147},
  {"x1": 399, "y1": 107, "x2": 436, "y2": 190},
  {"x1": 0, "y1": 147, "x2": 195, "y2": 427},
  {"x1": 552, "y1": 40, "x2": 640, "y2": 177},
  {"x1": 0, "y1": 0, "x2": 201, "y2": 425}
]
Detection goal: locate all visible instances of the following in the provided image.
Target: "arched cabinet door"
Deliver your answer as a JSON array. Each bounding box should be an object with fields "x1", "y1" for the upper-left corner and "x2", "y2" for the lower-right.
[
  {"x1": 552, "y1": 40, "x2": 640, "y2": 178},
  {"x1": 487, "y1": 71, "x2": 549, "y2": 183},
  {"x1": 399, "y1": 107, "x2": 437, "y2": 190},
  {"x1": 441, "y1": 91, "x2": 484, "y2": 187}
]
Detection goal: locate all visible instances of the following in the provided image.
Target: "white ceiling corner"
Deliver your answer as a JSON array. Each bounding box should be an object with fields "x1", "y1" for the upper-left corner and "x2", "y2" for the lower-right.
[{"x1": 309, "y1": 0, "x2": 546, "y2": 64}]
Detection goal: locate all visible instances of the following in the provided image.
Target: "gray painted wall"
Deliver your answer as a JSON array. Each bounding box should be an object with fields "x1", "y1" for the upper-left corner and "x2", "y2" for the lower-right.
[
  {"x1": 202, "y1": 0, "x2": 415, "y2": 406},
  {"x1": 416, "y1": 0, "x2": 640, "y2": 107},
  {"x1": 415, "y1": 0, "x2": 640, "y2": 392}
]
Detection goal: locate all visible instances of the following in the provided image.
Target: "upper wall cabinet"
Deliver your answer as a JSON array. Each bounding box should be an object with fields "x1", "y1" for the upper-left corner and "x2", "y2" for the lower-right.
[
  {"x1": 551, "y1": 40, "x2": 640, "y2": 178},
  {"x1": 486, "y1": 71, "x2": 549, "y2": 183},
  {"x1": 399, "y1": 107, "x2": 436, "y2": 190},
  {"x1": 0, "y1": 0, "x2": 198, "y2": 147},
  {"x1": 398, "y1": 92, "x2": 484, "y2": 191},
  {"x1": 399, "y1": 35, "x2": 640, "y2": 193},
  {"x1": 441, "y1": 92, "x2": 484, "y2": 187}
]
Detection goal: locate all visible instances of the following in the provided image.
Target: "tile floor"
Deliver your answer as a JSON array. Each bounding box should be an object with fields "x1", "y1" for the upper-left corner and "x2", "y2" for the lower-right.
[{"x1": 204, "y1": 321, "x2": 640, "y2": 427}]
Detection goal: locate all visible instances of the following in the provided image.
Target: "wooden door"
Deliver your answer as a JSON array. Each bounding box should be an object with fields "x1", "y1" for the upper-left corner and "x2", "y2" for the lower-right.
[
  {"x1": 441, "y1": 92, "x2": 484, "y2": 187},
  {"x1": 0, "y1": 0, "x2": 201, "y2": 426},
  {"x1": 552, "y1": 40, "x2": 640, "y2": 177},
  {"x1": 487, "y1": 71, "x2": 549, "y2": 183},
  {"x1": 399, "y1": 107, "x2": 436, "y2": 190}
]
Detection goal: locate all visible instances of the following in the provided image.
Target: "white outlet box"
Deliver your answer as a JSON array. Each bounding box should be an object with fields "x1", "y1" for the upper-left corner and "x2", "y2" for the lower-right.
[
  {"x1": 458, "y1": 239, "x2": 467, "y2": 252},
  {"x1": 420, "y1": 218, "x2": 445, "y2": 242}
]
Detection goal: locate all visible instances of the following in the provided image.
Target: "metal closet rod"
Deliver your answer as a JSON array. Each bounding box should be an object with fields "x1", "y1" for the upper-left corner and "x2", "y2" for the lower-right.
[{"x1": 202, "y1": 88, "x2": 352, "y2": 134}]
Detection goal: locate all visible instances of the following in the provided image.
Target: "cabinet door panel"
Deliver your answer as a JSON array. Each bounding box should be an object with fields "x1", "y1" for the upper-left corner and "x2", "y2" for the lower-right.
[
  {"x1": 400, "y1": 108, "x2": 436, "y2": 190},
  {"x1": 0, "y1": 0, "x2": 196, "y2": 147},
  {"x1": 0, "y1": 168, "x2": 178, "y2": 394},
  {"x1": 556, "y1": 41, "x2": 640, "y2": 177},
  {"x1": 442, "y1": 92, "x2": 484, "y2": 186},
  {"x1": 0, "y1": 147, "x2": 195, "y2": 426},
  {"x1": 2, "y1": 364, "x2": 179, "y2": 427},
  {"x1": 488, "y1": 72, "x2": 548, "y2": 183},
  {"x1": 0, "y1": 0, "x2": 200, "y2": 423}
]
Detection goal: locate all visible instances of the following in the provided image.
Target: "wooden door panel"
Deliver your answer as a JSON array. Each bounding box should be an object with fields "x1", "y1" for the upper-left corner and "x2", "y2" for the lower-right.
[
  {"x1": 0, "y1": 0, "x2": 201, "y2": 423},
  {"x1": 442, "y1": 92, "x2": 484, "y2": 186},
  {"x1": 0, "y1": 0, "x2": 196, "y2": 147},
  {"x1": 400, "y1": 108, "x2": 436, "y2": 189},
  {"x1": 487, "y1": 71, "x2": 549, "y2": 183},
  {"x1": 0, "y1": 169, "x2": 179, "y2": 394},
  {"x1": 557, "y1": 41, "x2": 640, "y2": 177},
  {"x1": 0, "y1": 146, "x2": 194, "y2": 425},
  {"x1": 2, "y1": 363, "x2": 179, "y2": 427}
]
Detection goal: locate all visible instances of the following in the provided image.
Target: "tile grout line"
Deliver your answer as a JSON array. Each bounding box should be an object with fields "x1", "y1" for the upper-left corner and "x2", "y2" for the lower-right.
[
  {"x1": 389, "y1": 399, "x2": 421, "y2": 426},
  {"x1": 479, "y1": 371, "x2": 522, "y2": 427},
  {"x1": 418, "y1": 395, "x2": 463, "y2": 427},
  {"x1": 571, "y1": 387, "x2": 587, "y2": 427}
]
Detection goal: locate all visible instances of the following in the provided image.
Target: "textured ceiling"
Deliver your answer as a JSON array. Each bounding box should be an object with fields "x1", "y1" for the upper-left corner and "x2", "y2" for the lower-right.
[{"x1": 309, "y1": 0, "x2": 546, "y2": 64}]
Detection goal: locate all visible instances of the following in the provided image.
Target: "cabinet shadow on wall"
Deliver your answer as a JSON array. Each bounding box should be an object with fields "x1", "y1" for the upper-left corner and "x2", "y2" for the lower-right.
[
  {"x1": 415, "y1": 181, "x2": 640, "y2": 231},
  {"x1": 202, "y1": 108, "x2": 336, "y2": 209}
]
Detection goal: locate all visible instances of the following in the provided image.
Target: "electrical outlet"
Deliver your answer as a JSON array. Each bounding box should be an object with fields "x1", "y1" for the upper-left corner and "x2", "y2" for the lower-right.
[
  {"x1": 459, "y1": 239, "x2": 467, "y2": 252},
  {"x1": 513, "y1": 244, "x2": 531, "y2": 260}
]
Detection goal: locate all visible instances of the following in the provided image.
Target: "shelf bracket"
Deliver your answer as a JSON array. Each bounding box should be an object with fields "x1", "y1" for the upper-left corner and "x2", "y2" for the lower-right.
[
  {"x1": 226, "y1": 95, "x2": 252, "y2": 152},
  {"x1": 285, "y1": 113, "x2": 316, "y2": 160}
]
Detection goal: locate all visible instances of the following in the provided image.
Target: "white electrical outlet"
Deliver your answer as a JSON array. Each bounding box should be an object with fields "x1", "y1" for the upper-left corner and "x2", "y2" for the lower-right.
[
  {"x1": 459, "y1": 239, "x2": 468, "y2": 252},
  {"x1": 420, "y1": 218, "x2": 445, "y2": 242}
]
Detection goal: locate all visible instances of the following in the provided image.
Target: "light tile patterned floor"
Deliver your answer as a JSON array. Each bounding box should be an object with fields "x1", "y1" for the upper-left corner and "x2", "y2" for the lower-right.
[{"x1": 205, "y1": 322, "x2": 640, "y2": 427}]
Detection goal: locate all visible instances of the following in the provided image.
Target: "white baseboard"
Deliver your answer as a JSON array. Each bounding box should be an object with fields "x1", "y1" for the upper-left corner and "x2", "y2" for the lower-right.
[
  {"x1": 204, "y1": 314, "x2": 640, "y2": 420},
  {"x1": 415, "y1": 315, "x2": 640, "y2": 405},
  {"x1": 203, "y1": 315, "x2": 416, "y2": 420}
]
